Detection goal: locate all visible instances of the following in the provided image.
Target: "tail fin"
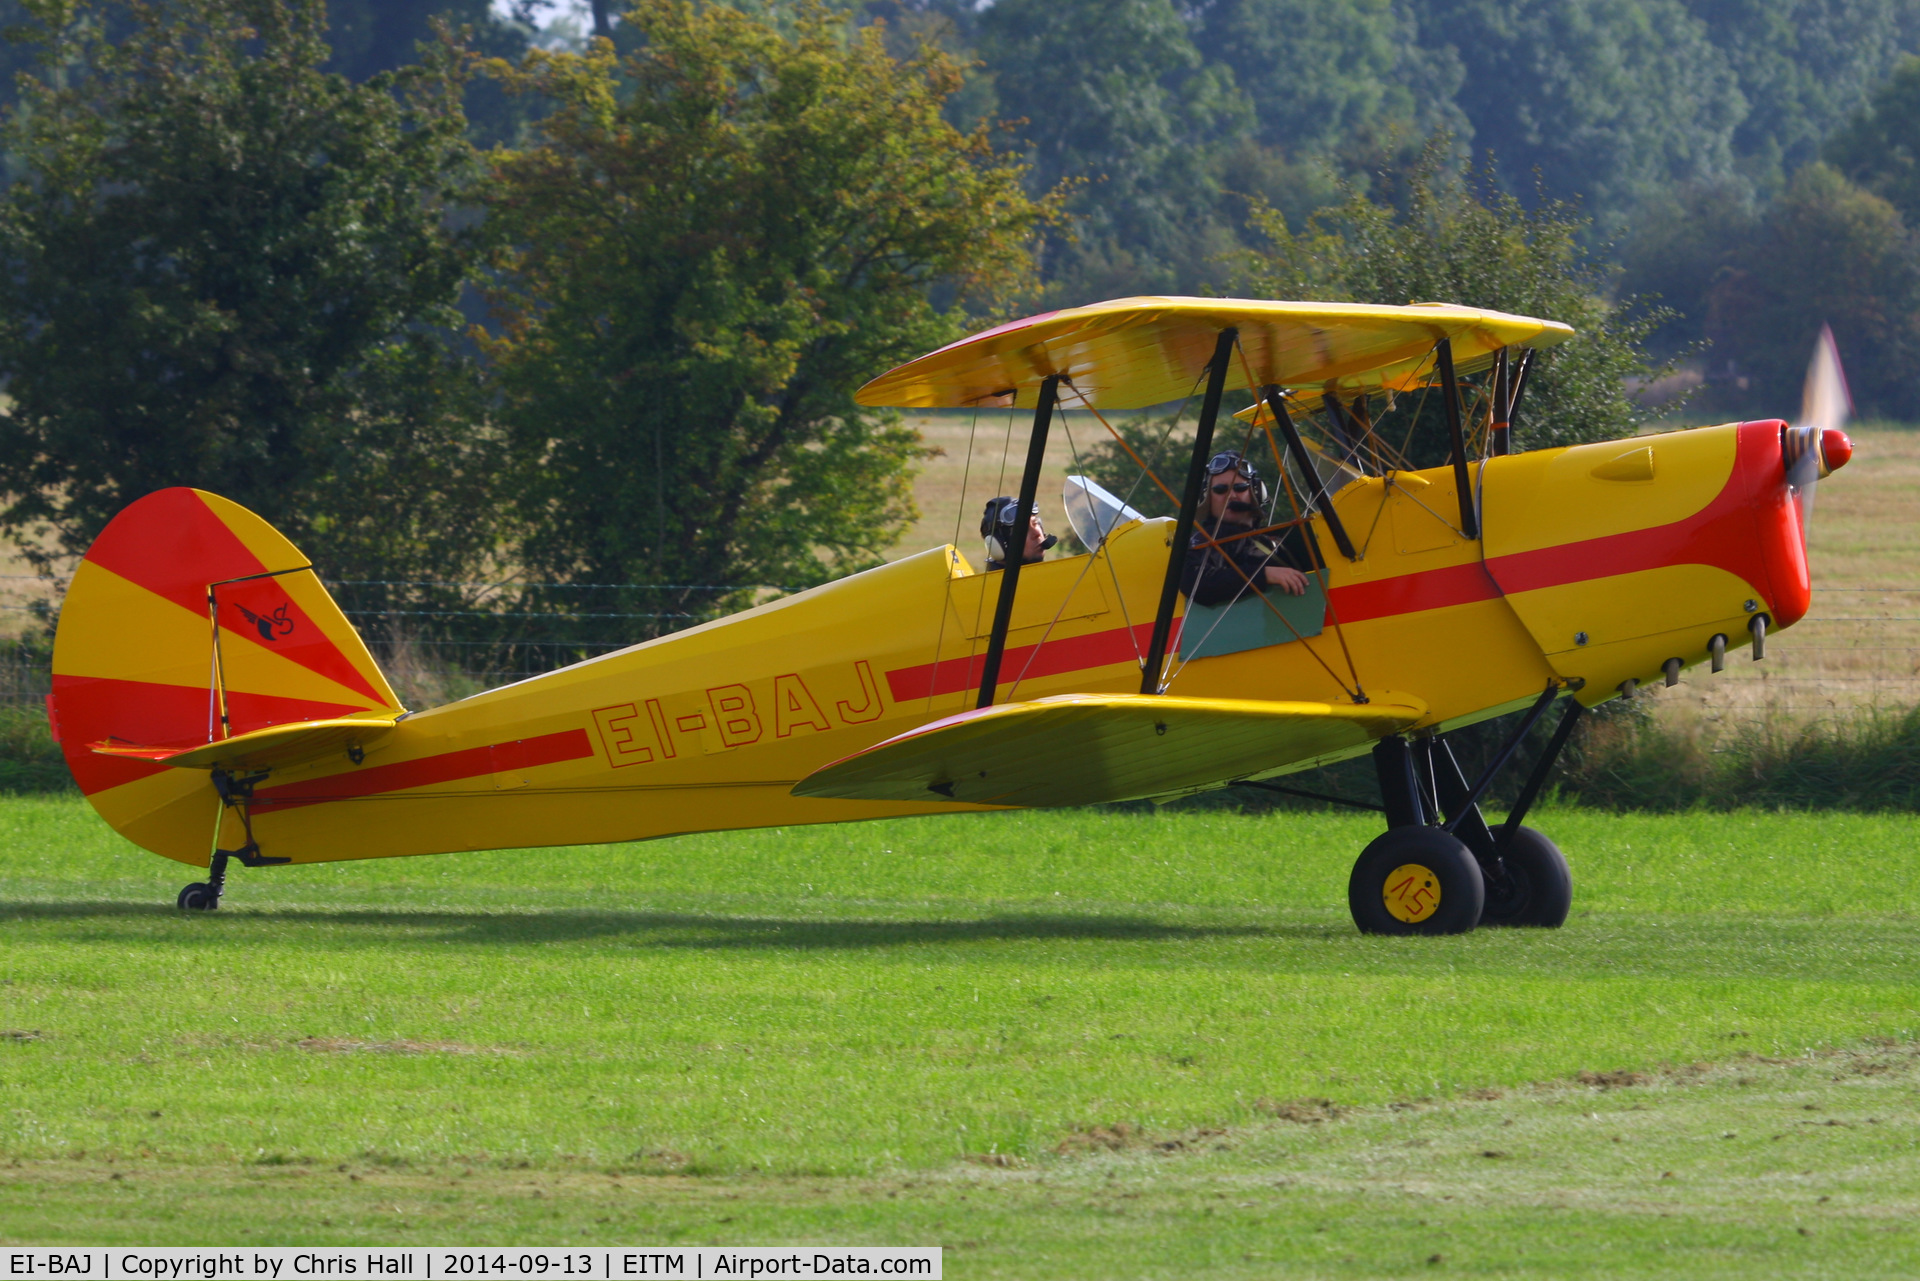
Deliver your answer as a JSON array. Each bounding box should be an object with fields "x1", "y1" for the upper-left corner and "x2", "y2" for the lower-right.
[{"x1": 50, "y1": 487, "x2": 404, "y2": 863}]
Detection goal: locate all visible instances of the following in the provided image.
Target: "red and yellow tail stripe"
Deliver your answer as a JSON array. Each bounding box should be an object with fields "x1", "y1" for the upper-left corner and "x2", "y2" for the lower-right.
[{"x1": 51, "y1": 488, "x2": 403, "y2": 857}]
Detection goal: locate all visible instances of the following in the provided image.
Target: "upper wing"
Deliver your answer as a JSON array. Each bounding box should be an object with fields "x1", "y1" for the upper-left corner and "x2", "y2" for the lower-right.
[
  {"x1": 854, "y1": 297, "x2": 1573, "y2": 410},
  {"x1": 792, "y1": 693, "x2": 1426, "y2": 808}
]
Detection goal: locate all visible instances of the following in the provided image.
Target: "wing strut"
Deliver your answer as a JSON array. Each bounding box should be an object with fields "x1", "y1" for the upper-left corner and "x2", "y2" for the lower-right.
[
  {"x1": 1507, "y1": 347, "x2": 1536, "y2": 439},
  {"x1": 1141, "y1": 329, "x2": 1238, "y2": 694},
  {"x1": 1322, "y1": 386, "x2": 1362, "y2": 460},
  {"x1": 976, "y1": 374, "x2": 1059, "y2": 708},
  {"x1": 1434, "y1": 338, "x2": 1480, "y2": 538},
  {"x1": 1261, "y1": 385, "x2": 1357, "y2": 561},
  {"x1": 1489, "y1": 347, "x2": 1513, "y2": 456}
]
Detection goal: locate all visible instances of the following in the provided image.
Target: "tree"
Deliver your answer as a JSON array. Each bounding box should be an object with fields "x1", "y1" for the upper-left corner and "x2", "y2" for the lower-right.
[
  {"x1": 477, "y1": 0, "x2": 1055, "y2": 637},
  {"x1": 1706, "y1": 163, "x2": 1920, "y2": 419},
  {"x1": 1408, "y1": 0, "x2": 1746, "y2": 237},
  {"x1": 1622, "y1": 163, "x2": 1920, "y2": 419},
  {"x1": 1617, "y1": 177, "x2": 1758, "y2": 357},
  {"x1": 323, "y1": 0, "x2": 517, "y2": 81},
  {"x1": 858, "y1": 1, "x2": 997, "y2": 133},
  {"x1": 1189, "y1": 0, "x2": 1462, "y2": 158},
  {"x1": 977, "y1": 0, "x2": 1251, "y2": 299},
  {"x1": 1826, "y1": 55, "x2": 1920, "y2": 224},
  {"x1": 1689, "y1": 0, "x2": 1913, "y2": 183},
  {"x1": 0, "y1": 0, "x2": 502, "y2": 600},
  {"x1": 0, "y1": 4, "x2": 47, "y2": 167},
  {"x1": 322, "y1": 0, "x2": 534, "y2": 143}
]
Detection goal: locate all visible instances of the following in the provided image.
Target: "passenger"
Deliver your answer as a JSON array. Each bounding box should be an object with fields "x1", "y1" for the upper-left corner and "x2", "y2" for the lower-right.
[
  {"x1": 1181, "y1": 451, "x2": 1313, "y2": 606},
  {"x1": 982, "y1": 496, "x2": 1057, "y2": 571}
]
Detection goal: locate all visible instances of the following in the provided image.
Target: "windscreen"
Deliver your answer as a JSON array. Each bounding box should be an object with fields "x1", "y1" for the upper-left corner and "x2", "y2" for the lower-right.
[{"x1": 1063, "y1": 475, "x2": 1146, "y2": 551}]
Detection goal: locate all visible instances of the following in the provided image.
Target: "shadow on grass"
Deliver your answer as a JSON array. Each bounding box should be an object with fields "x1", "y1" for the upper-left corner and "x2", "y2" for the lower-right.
[{"x1": 0, "y1": 901, "x2": 1304, "y2": 949}]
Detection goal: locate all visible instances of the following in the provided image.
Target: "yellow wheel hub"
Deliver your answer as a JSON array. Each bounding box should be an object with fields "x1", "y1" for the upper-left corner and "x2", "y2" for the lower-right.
[{"x1": 1384, "y1": 862, "x2": 1441, "y2": 923}]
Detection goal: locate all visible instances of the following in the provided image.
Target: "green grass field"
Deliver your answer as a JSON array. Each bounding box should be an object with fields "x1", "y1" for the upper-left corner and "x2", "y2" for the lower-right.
[{"x1": 4, "y1": 797, "x2": 1920, "y2": 1275}]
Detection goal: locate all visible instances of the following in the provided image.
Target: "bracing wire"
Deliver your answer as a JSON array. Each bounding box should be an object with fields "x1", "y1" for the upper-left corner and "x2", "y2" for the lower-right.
[
  {"x1": 922, "y1": 402, "x2": 985, "y2": 711},
  {"x1": 1066, "y1": 394, "x2": 1183, "y2": 510},
  {"x1": 1005, "y1": 405, "x2": 1127, "y2": 700},
  {"x1": 1156, "y1": 342, "x2": 1362, "y2": 699},
  {"x1": 965, "y1": 398, "x2": 1023, "y2": 644},
  {"x1": 1255, "y1": 391, "x2": 1365, "y2": 697},
  {"x1": 1058, "y1": 385, "x2": 1154, "y2": 670}
]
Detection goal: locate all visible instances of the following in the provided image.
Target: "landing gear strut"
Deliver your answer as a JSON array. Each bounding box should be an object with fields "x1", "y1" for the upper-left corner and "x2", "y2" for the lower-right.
[
  {"x1": 176, "y1": 769, "x2": 288, "y2": 911},
  {"x1": 1349, "y1": 690, "x2": 1582, "y2": 935}
]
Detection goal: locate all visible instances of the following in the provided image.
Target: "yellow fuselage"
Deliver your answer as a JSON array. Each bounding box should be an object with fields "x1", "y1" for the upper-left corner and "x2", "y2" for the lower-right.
[{"x1": 67, "y1": 419, "x2": 1808, "y2": 868}]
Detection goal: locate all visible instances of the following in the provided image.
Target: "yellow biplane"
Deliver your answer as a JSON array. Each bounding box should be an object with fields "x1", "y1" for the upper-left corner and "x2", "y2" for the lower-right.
[{"x1": 49, "y1": 298, "x2": 1852, "y2": 934}]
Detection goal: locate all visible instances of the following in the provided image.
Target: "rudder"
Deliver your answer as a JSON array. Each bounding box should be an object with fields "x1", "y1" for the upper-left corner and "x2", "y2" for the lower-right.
[{"x1": 50, "y1": 488, "x2": 406, "y2": 864}]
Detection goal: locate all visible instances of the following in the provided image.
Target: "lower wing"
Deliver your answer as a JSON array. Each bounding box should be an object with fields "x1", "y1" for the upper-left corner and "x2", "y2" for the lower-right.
[{"x1": 792, "y1": 692, "x2": 1426, "y2": 807}]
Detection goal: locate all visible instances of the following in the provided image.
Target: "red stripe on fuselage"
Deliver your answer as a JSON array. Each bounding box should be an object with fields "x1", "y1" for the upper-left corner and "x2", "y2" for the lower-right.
[
  {"x1": 1481, "y1": 420, "x2": 1806, "y2": 625},
  {"x1": 885, "y1": 622, "x2": 1159, "y2": 702},
  {"x1": 1325, "y1": 562, "x2": 1501, "y2": 623},
  {"x1": 251, "y1": 728, "x2": 594, "y2": 810}
]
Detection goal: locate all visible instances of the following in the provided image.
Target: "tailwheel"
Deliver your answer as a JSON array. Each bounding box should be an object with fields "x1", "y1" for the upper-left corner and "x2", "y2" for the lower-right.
[
  {"x1": 1348, "y1": 827, "x2": 1485, "y2": 935},
  {"x1": 1479, "y1": 827, "x2": 1572, "y2": 928},
  {"x1": 176, "y1": 847, "x2": 228, "y2": 911}
]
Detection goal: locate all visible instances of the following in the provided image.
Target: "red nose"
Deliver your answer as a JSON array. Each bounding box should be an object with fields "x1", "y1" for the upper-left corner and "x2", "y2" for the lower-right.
[{"x1": 1821, "y1": 428, "x2": 1853, "y2": 473}]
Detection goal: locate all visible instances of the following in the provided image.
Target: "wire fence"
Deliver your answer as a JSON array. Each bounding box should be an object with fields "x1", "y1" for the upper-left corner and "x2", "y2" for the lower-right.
[{"x1": 324, "y1": 578, "x2": 801, "y2": 694}]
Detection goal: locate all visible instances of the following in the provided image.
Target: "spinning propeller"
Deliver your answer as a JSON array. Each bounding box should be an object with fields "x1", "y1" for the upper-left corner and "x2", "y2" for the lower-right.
[{"x1": 1783, "y1": 324, "x2": 1855, "y2": 536}]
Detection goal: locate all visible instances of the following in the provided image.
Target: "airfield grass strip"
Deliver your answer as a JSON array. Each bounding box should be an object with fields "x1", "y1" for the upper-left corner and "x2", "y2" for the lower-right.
[
  {"x1": 4, "y1": 797, "x2": 1919, "y2": 1269},
  {"x1": 4, "y1": 1041, "x2": 1919, "y2": 1275}
]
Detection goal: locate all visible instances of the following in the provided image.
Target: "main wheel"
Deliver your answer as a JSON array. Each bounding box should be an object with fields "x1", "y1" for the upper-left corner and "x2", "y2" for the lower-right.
[
  {"x1": 177, "y1": 882, "x2": 218, "y2": 911},
  {"x1": 1479, "y1": 826, "x2": 1571, "y2": 928},
  {"x1": 1348, "y1": 827, "x2": 1485, "y2": 935}
]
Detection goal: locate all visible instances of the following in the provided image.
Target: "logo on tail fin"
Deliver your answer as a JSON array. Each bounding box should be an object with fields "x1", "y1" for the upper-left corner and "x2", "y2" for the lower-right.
[{"x1": 235, "y1": 602, "x2": 295, "y2": 642}]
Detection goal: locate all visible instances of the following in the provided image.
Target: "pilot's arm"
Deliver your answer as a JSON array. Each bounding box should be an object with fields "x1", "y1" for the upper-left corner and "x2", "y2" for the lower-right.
[
  {"x1": 1183, "y1": 529, "x2": 1310, "y2": 604},
  {"x1": 1266, "y1": 525, "x2": 1314, "y2": 595},
  {"x1": 1182, "y1": 533, "x2": 1253, "y2": 607}
]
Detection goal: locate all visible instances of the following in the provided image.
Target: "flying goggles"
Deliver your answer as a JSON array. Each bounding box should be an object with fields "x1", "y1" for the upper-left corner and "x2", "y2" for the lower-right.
[{"x1": 1205, "y1": 451, "x2": 1267, "y2": 507}]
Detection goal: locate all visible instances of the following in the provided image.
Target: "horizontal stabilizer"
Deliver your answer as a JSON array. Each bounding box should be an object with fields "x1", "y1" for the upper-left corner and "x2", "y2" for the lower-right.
[
  {"x1": 792, "y1": 693, "x2": 1425, "y2": 808},
  {"x1": 90, "y1": 715, "x2": 400, "y2": 773}
]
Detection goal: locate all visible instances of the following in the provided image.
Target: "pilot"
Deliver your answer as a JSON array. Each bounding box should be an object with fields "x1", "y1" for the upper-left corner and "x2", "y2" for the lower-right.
[
  {"x1": 1181, "y1": 451, "x2": 1313, "y2": 606},
  {"x1": 982, "y1": 496, "x2": 1057, "y2": 571}
]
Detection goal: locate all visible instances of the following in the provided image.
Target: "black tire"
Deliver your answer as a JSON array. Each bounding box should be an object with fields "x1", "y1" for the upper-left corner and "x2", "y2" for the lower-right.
[
  {"x1": 1479, "y1": 826, "x2": 1572, "y2": 928},
  {"x1": 1348, "y1": 827, "x2": 1485, "y2": 936},
  {"x1": 177, "y1": 882, "x2": 218, "y2": 911}
]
